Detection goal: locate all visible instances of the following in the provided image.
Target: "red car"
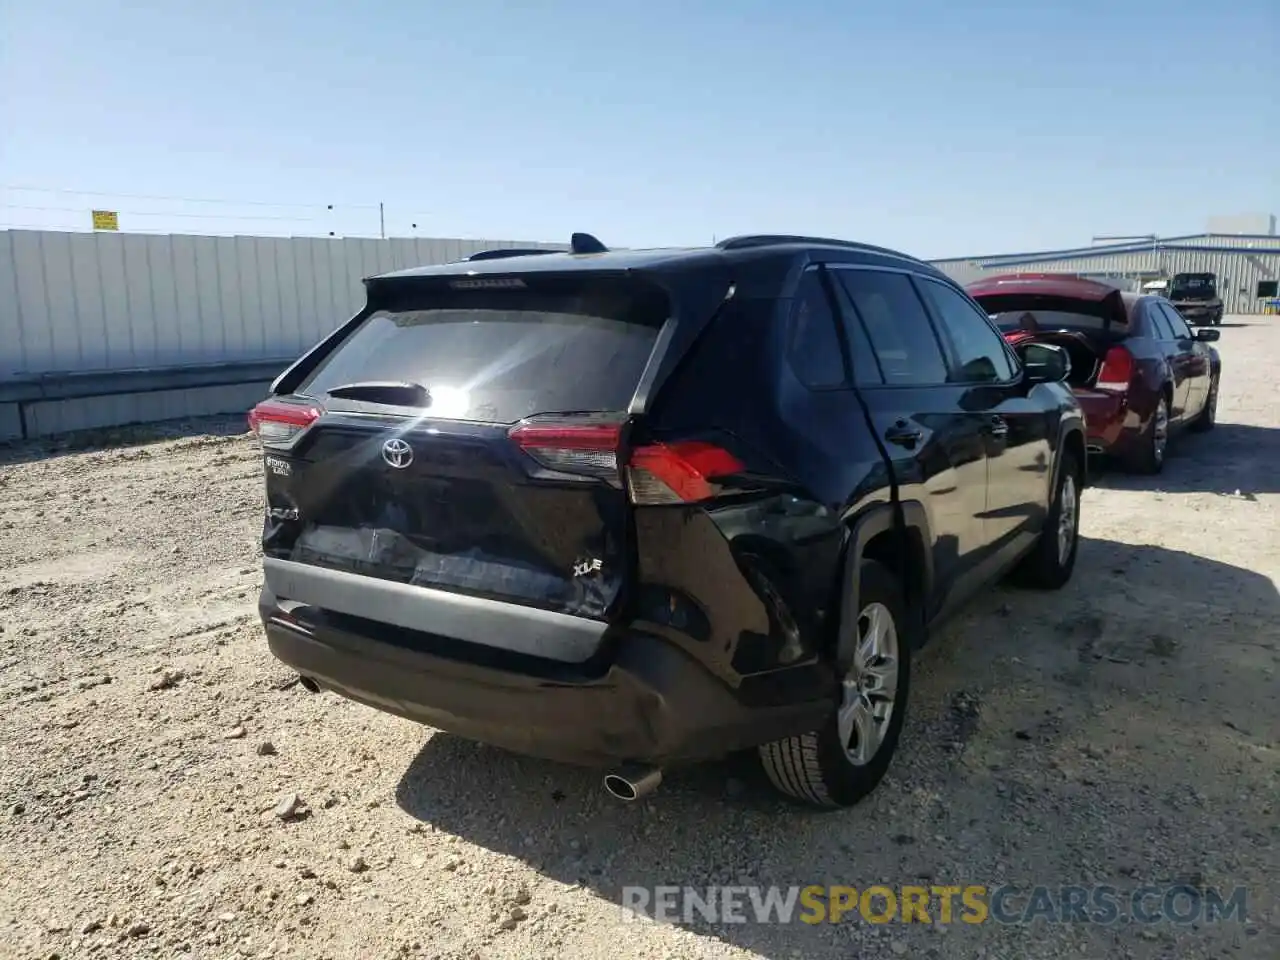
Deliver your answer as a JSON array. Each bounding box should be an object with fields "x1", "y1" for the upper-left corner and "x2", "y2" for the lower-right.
[{"x1": 966, "y1": 274, "x2": 1221, "y2": 473}]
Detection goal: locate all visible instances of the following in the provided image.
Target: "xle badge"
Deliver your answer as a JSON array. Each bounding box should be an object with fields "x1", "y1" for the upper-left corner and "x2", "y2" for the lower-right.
[{"x1": 573, "y1": 558, "x2": 604, "y2": 577}]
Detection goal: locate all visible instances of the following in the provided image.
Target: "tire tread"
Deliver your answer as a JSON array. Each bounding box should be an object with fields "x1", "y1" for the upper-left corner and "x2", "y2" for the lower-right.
[
  {"x1": 757, "y1": 559, "x2": 911, "y2": 810},
  {"x1": 760, "y1": 734, "x2": 832, "y2": 807},
  {"x1": 1014, "y1": 450, "x2": 1081, "y2": 590}
]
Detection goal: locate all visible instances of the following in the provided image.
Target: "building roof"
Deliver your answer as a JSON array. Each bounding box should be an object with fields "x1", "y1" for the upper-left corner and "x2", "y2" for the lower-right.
[{"x1": 933, "y1": 232, "x2": 1280, "y2": 267}]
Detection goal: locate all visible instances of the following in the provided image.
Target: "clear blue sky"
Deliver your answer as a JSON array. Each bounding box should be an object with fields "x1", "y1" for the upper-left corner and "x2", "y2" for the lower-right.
[{"x1": 1, "y1": 0, "x2": 1276, "y2": 258}]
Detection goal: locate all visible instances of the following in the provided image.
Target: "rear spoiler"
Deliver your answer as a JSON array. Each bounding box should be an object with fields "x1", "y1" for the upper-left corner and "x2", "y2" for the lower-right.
[
  {"x1": 271, "y1": 232, "x2": 613, "y2": 396},
  {"x1": 462, "y1": 233, "x2": 610, "y2": 262},
  {"x1": 465, "y1": 248, "x2": 557, "y2": 262}
]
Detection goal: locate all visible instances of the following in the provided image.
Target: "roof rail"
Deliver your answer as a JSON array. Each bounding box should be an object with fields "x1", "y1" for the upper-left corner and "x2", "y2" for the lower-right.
[
  {"x1": 715, "y1": 234, "x2": 923, "y2": 261},
  {"x1": 466, "y1": 248, "x2": 558, "y2": 262}
]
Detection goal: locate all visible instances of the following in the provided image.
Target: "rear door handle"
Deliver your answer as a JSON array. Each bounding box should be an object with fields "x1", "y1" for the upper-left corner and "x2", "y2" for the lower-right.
[
  {"x1": 988, "y1": 416, "x2": 1008, "y2": 438},
  {"x1": 884, "y1": 421, "x2": 924, "y2": 448}
]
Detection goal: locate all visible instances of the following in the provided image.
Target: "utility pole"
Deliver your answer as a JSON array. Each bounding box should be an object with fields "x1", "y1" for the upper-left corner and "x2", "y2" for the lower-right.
[{"x1": 379, "y1": 202, "x2": 386, "y2": 239}]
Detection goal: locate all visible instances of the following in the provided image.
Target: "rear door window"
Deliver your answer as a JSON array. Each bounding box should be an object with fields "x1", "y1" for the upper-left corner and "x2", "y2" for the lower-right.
[
  {"x1": 1148, "y1": 305, "x2": 1175, "y2": 340},
  {"x1": 786, "y1": 271, "x2": 848, "y2": 389},
  {"x1": 834, "y1": 269, "x2": 949, "y2": 386},
  {"x1": 297, "y1": 277, "x2": 668, "y2": 422},
  {"x1": 916, "y1": 277, "x2": 1017, "y2": 383},
  {"x1": 825, "y1": 273, "x2": 884, "y2": 385},
  {"x1": 1162, "y1": 304, "x2": 1193, "y2": 340}
]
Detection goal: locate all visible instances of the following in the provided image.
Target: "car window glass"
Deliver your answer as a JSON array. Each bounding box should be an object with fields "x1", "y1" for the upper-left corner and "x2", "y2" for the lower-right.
[
  {"x1": 298, "y1": 278, "x2": 667, "y2": 422},
  {"x1": 1163, "y1": 304, "x2": 1193, "y2": 340},
  {"x1": 1148, "y1": 305, "x2": 1174, "y2": 340},
  {"x1": 826, "y1": 274, "x2": 885, "y2": 385},
  {"x1": 786, "y1": 272, "x2": 847, "y2": 388},
  {"x1": 917, "y1": 278, "x2": 1017, "y2": 383},
  {"x1": 834, "y1": 270, "x2": 949, "y2": 386}
]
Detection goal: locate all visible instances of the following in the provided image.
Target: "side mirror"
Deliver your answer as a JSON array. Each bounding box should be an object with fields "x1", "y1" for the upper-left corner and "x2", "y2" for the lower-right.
[
  {"x1": 1019, "y1": 342, "x2": 1071, "y2": 384},
  {"x1": 1195, "y1": 328, "x2": 1220, "y2": 342}
]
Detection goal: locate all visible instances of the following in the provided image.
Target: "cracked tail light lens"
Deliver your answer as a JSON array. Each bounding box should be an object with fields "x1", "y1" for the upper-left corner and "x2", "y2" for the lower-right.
[
  {"x1": 628, "y1": 442, "x2": 745, "y2": 504},
  {"x1": 508, "y1": 419, "x2": 743, "y2": 504}
]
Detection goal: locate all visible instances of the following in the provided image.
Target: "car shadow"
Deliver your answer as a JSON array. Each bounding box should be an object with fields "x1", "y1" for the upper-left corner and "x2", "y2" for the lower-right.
[
  {"x1": 393, "y1": 537, "x2": 1279, "y2": 959},
  {"x1": 0, "y1": 413, "x2": 248, "y2": 467},
  {"x1": 1090, "y1": 423, "x2": 1280, "y2": 497}
]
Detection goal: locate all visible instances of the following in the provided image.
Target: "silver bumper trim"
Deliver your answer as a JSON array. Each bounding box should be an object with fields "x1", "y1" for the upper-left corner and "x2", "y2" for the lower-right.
[{"x1": 262, "y1": 558, "x2": 606, "y2": 663}]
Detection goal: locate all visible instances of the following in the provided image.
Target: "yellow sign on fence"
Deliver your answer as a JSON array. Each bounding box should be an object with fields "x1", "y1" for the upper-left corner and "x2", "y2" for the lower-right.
[{"x1": 91, "y1": 210, "x2": 119, "y2": 231}]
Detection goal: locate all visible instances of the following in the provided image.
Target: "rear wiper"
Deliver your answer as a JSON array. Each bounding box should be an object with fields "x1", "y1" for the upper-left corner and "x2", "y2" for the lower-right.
[{"x1": 325, "y1": 381, "x2": 429, "y2": 406}]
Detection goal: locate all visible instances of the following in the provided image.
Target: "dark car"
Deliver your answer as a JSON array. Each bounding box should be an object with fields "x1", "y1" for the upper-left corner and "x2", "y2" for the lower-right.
[
  {"x1": 1167, "y1": 272, "x2": 1224, "y2": 326},
  {"x1": 968, "y1": 273, "x2": 1221, "y2": 474},
  {"x1": 251, "y1": 233, "x2": 1086, "y2": 809}
]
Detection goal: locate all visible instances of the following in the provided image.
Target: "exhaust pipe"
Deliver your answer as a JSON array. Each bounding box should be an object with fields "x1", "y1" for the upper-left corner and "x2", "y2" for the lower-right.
[
  {"x1": 297, "y1": 675, "x2": 321, "y2": 694},
  {"x1": 603, "y1": 764, "x2": 663, "y2": 801}
]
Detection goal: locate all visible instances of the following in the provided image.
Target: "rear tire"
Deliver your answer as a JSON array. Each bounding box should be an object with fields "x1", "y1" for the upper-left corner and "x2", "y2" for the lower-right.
[
  {"x1": 1191, "y1": 375, "x2": 1218, "y2": 432},
  {"x1": 758, "y1": 560, "x2": 910, "y2": 809},
  {"x1": 1128, "y1": 395, "x2": 1169, "y2": 474},
  {"x1": 1015, "y1": 451, "x2": 1081, "y2": 590}
]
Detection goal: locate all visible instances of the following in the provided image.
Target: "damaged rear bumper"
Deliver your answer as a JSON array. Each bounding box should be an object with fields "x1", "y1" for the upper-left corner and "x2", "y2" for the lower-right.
[{"x1": 259, "y1": 586, "x2": 830, "y2": 768}]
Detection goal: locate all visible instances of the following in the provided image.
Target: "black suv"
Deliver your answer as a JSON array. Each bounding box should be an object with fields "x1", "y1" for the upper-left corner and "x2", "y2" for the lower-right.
[
  {"x1": 252, "y1": 233, "x2": 1086, "y2": 809},
  {"x1": 1168, "y1": 272, "x2": 1224, "y2": 326}
]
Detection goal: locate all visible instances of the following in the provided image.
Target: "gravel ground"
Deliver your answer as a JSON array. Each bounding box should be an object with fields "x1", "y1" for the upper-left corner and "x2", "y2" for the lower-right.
[{"x1": 1, "y1": 318, "x2": 1276, "y2": 960}]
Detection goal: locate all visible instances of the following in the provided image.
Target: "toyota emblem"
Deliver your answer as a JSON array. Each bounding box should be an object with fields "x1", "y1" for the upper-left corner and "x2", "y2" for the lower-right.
[{"x1": 381, "y1": 438, "x2": 413, "y2": 469}]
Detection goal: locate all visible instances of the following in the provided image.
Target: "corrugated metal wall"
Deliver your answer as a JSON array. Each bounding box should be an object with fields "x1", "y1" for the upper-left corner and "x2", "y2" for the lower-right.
[
  {"x1": 932, "y1": 237, "x2": 1280, "y2": 315},
  {"x1": 0, "y1": 230, "x2": 564, "y2": 380},
  {"x1": 1164, "y1": 234, "x2": 1277, "y2": 250},
  {"x1": 984, "y1": 251, "x2": 1277, "y2": 315},
  {"x1": 929, "y1": 260, "x2": 990, "y2": 286},
  {"x1": 5, "y1": 228, "x2": 1274, "y2": 384},
  {"x1": 21, "y1": 381, "x2": 273, "y2": 438}
]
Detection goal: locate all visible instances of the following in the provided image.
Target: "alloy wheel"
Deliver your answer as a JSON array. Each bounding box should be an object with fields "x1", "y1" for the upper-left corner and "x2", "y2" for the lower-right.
[
  {"x1": 1057, "y1": 472, "x2": 1078, "y2": 566},
  {"x1": 838, "y1": 602, "x2": 899, "y2": 766},
  {"x1": 1153, "y1": 400, "x2": 1169, "y2": 464}
]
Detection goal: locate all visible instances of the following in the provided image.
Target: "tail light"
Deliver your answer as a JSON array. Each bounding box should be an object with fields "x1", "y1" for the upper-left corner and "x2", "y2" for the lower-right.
[
  {"x1": 1095, "y1": 346, "x2": 1134, "y2": 393},
  {"x1": 508, "y1": 421, "x2": 623, "y2": 480},
  {"x1": 247, "y1": 398, "x2": 322, "y2": 450},
  {"x1": 628, "y1": 442, "x2": 744, "y2": 504},
  {"x1": 508, "y1": 419, "x2": 744, "y2": 505}
]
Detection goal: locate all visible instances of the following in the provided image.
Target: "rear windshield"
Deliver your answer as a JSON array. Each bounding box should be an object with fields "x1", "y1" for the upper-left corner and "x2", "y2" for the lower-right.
[
  {"x1": 988, "y1": 309, "x2": 1114, "y2": 334},
  {"x1": 1171, "y1": 275, "x2": 1216, "y2": 296},
  {"x1": 297, "y1": 278, "x2": 668, "y2": 423}
]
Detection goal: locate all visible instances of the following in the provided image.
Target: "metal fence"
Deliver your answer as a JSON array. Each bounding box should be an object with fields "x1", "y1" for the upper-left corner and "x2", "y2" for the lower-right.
[
  {"x1": 0, "y1": 229, "x2": 563, "y2": 381},
  {"x1": 3, "y1": 227, "x2": 1274, "y2": 440}
]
